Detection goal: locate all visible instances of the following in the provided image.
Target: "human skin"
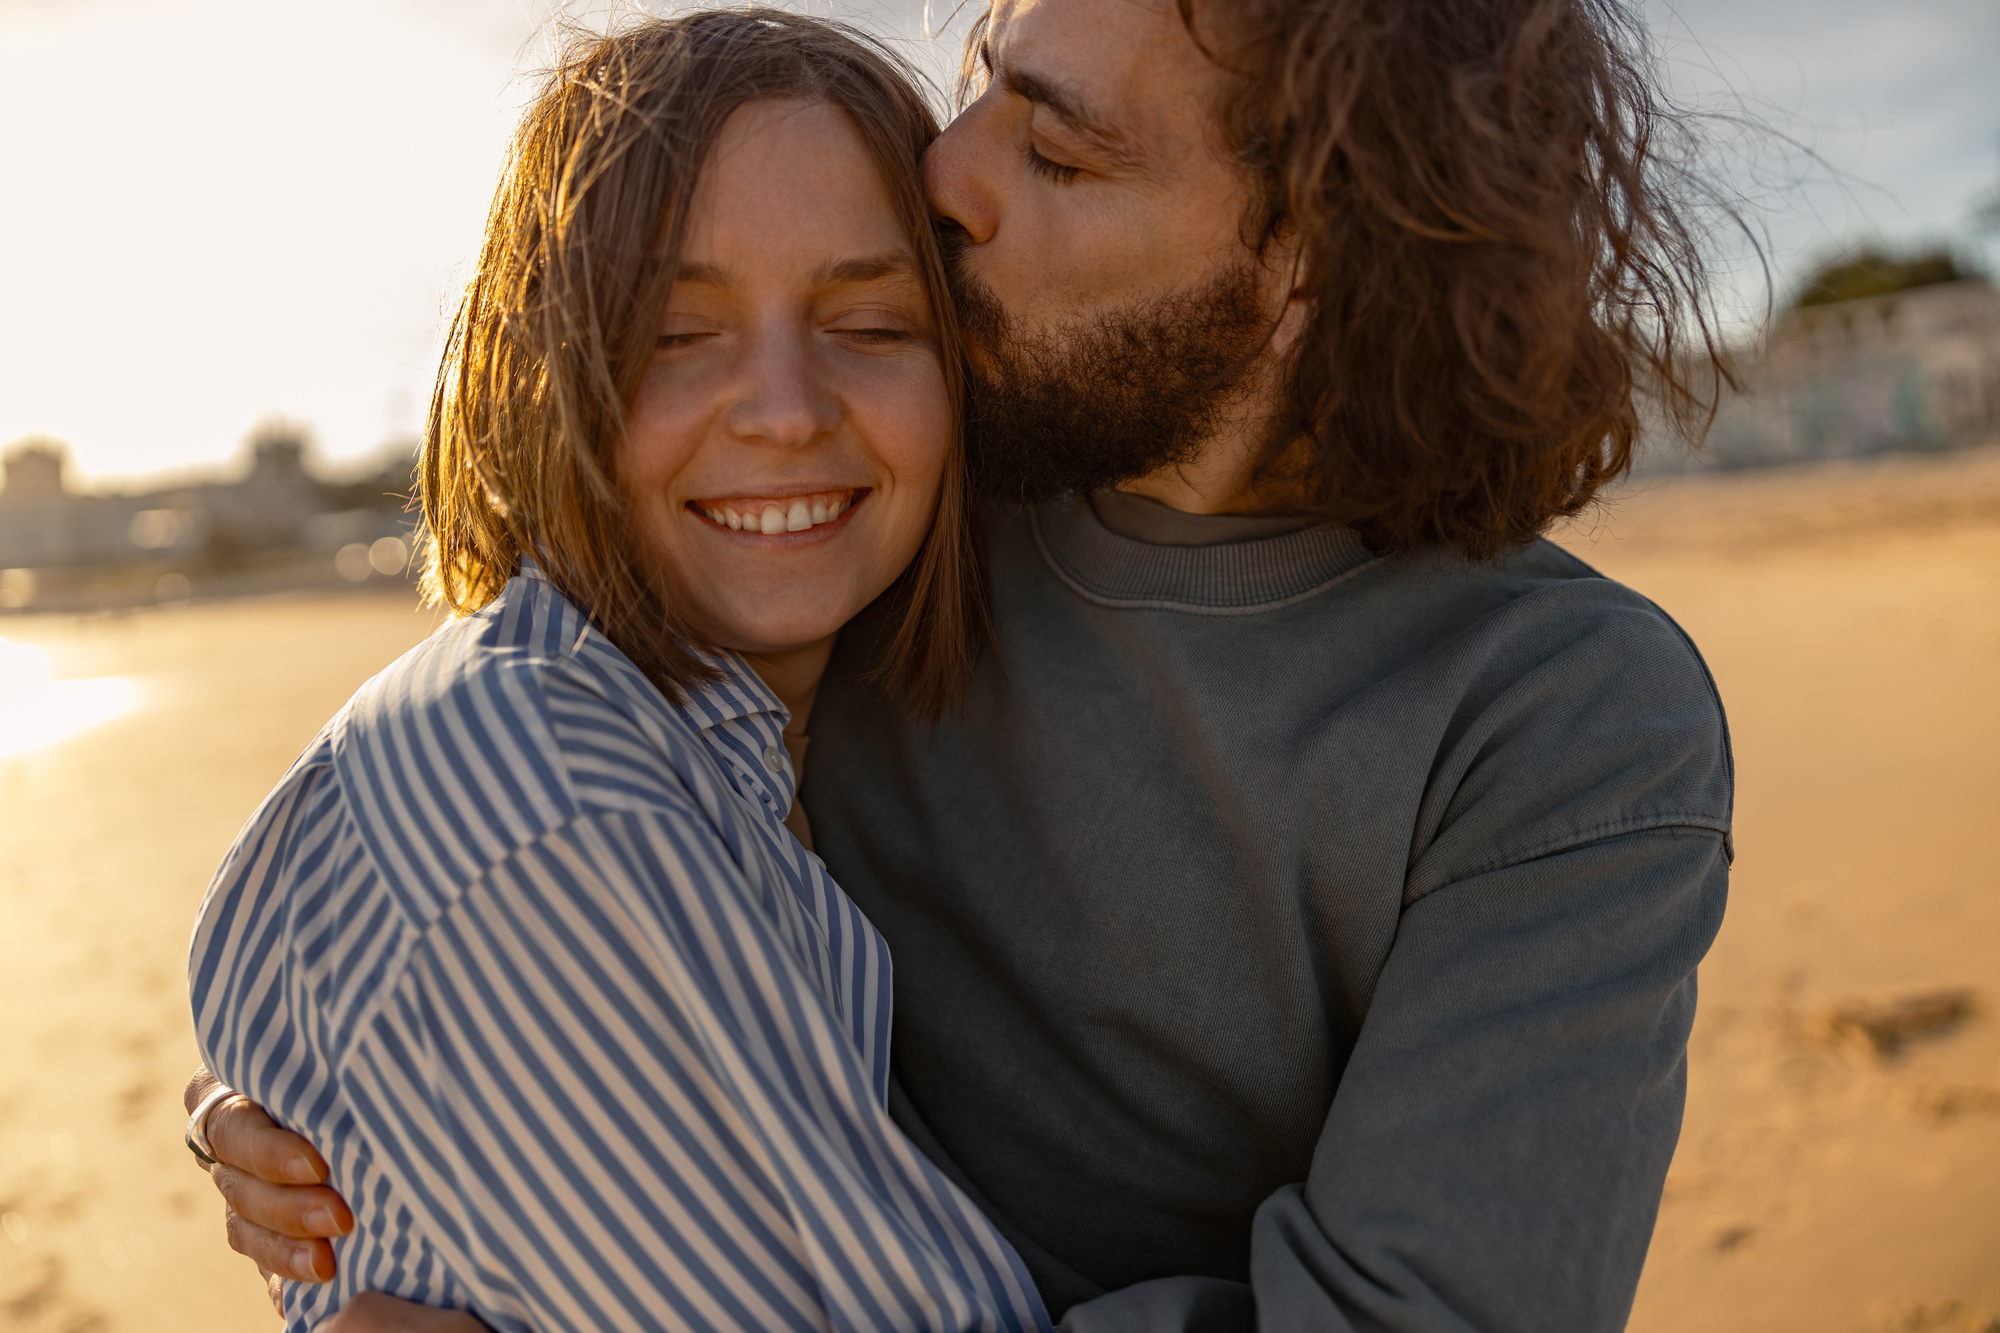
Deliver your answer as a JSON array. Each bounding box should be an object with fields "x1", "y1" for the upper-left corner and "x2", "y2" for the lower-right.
[
  {"x1": 932, "y1": 0, "x2": 1309, "y2": 513},
  {"x1": 631, "y1": 96, "x2": 951, "y2": 725},
  {"x1": 182, "y1": 93, "x2": 953, "y2": 1318},
  {"x1": 192, "y1": 0, "x2": 1313, "y2": 1318}
]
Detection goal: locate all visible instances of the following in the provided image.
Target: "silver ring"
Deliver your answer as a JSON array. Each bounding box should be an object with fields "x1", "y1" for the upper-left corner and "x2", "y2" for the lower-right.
[{"x1": 185, "y1": 1082, "x2": 243, "y2": 1167}]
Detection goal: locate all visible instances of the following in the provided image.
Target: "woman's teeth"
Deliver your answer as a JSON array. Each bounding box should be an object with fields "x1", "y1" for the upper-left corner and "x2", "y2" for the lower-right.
[{"x1": 695, "y1": 490, "x2": 856, "y2": 535}]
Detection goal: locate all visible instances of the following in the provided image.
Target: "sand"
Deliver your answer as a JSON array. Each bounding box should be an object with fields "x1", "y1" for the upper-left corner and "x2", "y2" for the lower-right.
[
  {"x1": 1, "y1": 590, "x2": 445, "y2": 1332},
  {"x1": 1558, "y1": 450, "x2": 2000, "y2": 1333},
  {"x1": 2, "y1": 450, "x2": 1996, "y2": 1332}
]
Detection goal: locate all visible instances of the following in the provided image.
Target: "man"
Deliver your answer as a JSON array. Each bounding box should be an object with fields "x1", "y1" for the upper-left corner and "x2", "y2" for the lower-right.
[{"x1": 192, "y1": 0, "x2": 1731, "y2": 1328}]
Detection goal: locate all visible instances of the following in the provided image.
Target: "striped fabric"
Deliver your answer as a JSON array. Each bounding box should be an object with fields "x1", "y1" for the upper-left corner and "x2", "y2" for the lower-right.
[{"x1": 188, "y1": 564, "x2": 1050, "y2": 1333}]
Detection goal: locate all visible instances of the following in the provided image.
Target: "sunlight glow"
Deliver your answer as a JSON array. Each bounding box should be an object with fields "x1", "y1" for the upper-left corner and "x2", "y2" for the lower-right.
[{"x1": 0, "y1": 638, "x2": 139, "y2": 760}]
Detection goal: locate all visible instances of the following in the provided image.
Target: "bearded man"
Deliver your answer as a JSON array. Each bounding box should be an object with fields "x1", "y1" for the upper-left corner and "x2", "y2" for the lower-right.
[{"x1": 190, "y1": 0, "x2": 1731, "y2": 1329}]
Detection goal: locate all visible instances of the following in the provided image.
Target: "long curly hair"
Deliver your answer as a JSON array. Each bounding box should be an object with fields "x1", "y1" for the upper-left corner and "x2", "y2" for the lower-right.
[
  {"x1": 964, "y1": 0, "x2": 1730, "y2": 557},
  {"x1": 1209, "y1": 0, "x2": 1728, "y2": 555}
]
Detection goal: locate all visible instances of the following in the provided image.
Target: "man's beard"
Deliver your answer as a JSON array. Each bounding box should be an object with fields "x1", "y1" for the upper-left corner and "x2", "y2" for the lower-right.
[{"x1": 948, "y1": 242, "x2": 1276, "y2": 505}]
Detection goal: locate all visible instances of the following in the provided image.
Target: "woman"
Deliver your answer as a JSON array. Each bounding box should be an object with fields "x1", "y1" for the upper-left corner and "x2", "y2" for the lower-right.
[{"x1": 188, "y1": 13, "x2": 1047, "y2": 1332}]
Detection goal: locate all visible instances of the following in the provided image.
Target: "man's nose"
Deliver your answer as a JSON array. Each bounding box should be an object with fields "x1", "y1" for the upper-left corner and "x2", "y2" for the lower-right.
[
  {"x1": 726, "y1": 328, "x2": 839, "y2": 450},
  {"x1": 922, "y1": 96, "x2": 1002, "y2": 246}
]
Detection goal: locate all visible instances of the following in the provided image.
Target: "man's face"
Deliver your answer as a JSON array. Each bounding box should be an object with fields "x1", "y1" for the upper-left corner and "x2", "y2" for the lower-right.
[{"x1": 924, "y1": 0, "x2": 1285, "y2": 503}]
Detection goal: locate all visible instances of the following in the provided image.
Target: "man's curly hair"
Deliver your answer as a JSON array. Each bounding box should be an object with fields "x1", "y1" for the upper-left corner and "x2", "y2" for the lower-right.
[
  {"x1": 1205, "y1": 0, "x2": 1726, "y2": 556},
  {"x1": 963, "y1": 0, "x2": 1729, "y2": 557}
]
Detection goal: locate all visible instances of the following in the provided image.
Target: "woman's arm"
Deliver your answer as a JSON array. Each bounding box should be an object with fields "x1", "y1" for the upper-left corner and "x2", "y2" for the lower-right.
[{"x1": 193, "y1": 803, "x2": 1047, "y2": 1331}]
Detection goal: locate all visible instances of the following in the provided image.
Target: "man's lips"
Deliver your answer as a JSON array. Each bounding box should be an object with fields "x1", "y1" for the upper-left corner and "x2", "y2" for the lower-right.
[{"x1": 685, "y1": 488, "x2": 866, "y2": 535}]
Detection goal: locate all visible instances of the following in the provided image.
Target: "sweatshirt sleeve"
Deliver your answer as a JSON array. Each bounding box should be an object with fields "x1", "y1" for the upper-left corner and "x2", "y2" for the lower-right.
[
  {"x1": 1059, "y1": 824, "x2": 1727, "y2": 1333},
  {"x1": 1060, "y1": 587, "x2": 1733, "y2": 1333},
  {"x1": 1257, "y1": 824, "x2": 1727, "y2": 1332}
]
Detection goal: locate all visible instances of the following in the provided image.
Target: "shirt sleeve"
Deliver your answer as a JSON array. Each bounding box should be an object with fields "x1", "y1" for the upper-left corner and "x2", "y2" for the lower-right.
[
  {"x1": 334, "y1": 805, "x2": 1049, "y2": 1333},
  {"x1": 1059, "y1": 824, "x2": 1728, "y2": 1333}
]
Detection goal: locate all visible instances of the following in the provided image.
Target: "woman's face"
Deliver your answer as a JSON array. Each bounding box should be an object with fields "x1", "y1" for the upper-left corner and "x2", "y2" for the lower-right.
[{"x1": 619, "y1": 98, "x2": 950, "y2": 660}]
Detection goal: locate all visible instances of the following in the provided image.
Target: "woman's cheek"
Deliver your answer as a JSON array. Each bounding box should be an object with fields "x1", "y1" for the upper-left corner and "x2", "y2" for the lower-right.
[
  {"x1": 624, "y1": 365, "x2": 713, "y2": 494},
  {"x1": 864, "y1": 358, "x2": 951, "y2": 583},
  {"x1": 854, "y1": 354, "x2": 950, "y2": 489}
]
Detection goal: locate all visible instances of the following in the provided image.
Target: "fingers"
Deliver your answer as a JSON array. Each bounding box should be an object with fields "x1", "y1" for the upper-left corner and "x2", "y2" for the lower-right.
[
  {"x1": 266, "y1": 1270, "x2": 287, "y2": 1317},
  {"x1": 207, "y1": 1095, "x2": 329, "y2": 1185},
  {"x1": 198, "y1": 1096, "x2": 349, "y2": 1289},
  {"x1": 321, "y1": 1292, "x2": 492, "y2": 1333},
  {"x1": 212, "y1": 1163, "x2": 353, "y2": 1241},
  {"x1": 224, "y1": 1203, "x2": 338, "y2": 1283},
  {"x1": 184, "y1": 1064, "x2": 222, "y2": 1117}
]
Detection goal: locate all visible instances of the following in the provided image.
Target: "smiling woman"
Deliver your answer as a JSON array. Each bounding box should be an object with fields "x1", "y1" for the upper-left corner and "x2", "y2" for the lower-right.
[
  {"x1": 181, "y1": 13, "x2": 1047, "y2": 1333},
  {"x1": 617, "y1": 98, "x2": 956, "y2": 690},
  {"x1": 422, "y1": 25, "x2": 979, "y2": 723}
]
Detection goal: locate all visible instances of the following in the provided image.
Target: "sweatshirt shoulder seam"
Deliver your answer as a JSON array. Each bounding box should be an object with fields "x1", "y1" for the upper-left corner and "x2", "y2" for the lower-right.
[{"x1": 1404, "y1": 812, "x2": 1733, "y2": 907}]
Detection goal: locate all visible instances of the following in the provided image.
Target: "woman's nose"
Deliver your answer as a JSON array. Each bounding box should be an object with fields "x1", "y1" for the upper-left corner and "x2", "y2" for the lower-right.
[{"x1": 726, "y1": 328, "x2": 839, "y2": 450}]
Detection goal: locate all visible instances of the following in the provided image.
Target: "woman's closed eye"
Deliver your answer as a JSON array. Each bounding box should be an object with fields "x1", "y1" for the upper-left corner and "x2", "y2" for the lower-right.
[
  {"x1": 657, "y1": 314, "x2": 722, "y2": 351},
  {"x1": 831, "y1": 324, "x2": 916, "y2": 344},
  {"x1": 824, "y1": 304, "x2": 926, "y2": 347}
]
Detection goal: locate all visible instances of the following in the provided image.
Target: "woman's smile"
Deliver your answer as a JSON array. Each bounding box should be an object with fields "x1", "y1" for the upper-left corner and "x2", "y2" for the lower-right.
[
  {"x1": 686, "y1": 486, "x2": 868, "y2": 537},
  {"x1": 617, "y1": 98, "x2": 949, "y2": 661}
]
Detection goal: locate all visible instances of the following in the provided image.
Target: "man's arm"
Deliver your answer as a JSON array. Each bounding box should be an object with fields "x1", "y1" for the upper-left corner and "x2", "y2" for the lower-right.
[
  {"x1": 182, "y1": 1065, "x2": 351, "y2": 1306},
  {"x1": 187, "y1": 1069, "x2": 492, "y2": 1332},
  {"x1": 1060, "y1": 824, "x2": 1727, "y2": 1333}
]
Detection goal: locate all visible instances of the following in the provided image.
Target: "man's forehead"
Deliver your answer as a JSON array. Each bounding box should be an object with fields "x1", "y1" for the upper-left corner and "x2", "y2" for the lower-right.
[{"x1": 986, "y1": 0, "x2": 1217, "y2": 141}]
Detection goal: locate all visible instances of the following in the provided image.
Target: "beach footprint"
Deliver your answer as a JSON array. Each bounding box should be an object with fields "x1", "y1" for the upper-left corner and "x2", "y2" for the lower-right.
[
  {"x1": 1869, "y1": 1297, "x2": 2000, "y2": 1332},
  {"x1": 1819, "y1": 987, "x2": 1983, "y2": 1061}
]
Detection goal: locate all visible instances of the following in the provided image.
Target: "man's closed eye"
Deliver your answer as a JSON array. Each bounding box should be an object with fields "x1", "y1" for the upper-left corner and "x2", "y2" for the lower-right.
[{"x1": 1024, "y1": 140, "x2": 1082, "y2": 185}]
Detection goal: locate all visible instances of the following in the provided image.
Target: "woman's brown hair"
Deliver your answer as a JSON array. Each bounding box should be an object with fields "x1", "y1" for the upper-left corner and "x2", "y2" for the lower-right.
[
  {"x1": 1200, "y1": 0, "x2": 1729, "y2": 556},
  {"x1": 421, "y1": 11, "x2": 981, "y2": 719}
]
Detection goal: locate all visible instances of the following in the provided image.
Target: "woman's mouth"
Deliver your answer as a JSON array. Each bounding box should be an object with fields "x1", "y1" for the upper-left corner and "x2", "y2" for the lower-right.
[{"x1": 686, "y1": 488, "x2": 865, "y2": 535}]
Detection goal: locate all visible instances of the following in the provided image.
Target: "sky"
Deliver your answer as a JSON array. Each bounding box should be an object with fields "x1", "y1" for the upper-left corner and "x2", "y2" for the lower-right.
[{"x1": 0, "y1": 0, "x2": 1994, "y2": 489}]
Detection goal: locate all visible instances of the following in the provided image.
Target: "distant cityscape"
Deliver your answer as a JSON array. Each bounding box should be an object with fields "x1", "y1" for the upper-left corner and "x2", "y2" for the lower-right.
[
  {"x1": 2, "y1": 258, "x2": 1996, "y2": 614},
  {"x1": 0, "y1": 423, "x2": 418, "y2": 613},
  {"x1": 1642, "y1": 264, "x2": 2000, "y2": 474}
]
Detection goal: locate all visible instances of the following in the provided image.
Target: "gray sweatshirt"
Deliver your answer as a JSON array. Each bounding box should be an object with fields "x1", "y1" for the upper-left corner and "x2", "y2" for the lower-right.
[{"x1": 802, "y1": 492, "x2": 1732, "y2": 1333}]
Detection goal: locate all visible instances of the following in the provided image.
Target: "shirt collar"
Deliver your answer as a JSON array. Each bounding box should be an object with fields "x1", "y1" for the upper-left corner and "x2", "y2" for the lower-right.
[
  {"x1": 516, "y1": 557, "x2": 789, "y2": 735},
  {"x1": 1031, "y1": 495, "x2": 1376, "y2": 613}
]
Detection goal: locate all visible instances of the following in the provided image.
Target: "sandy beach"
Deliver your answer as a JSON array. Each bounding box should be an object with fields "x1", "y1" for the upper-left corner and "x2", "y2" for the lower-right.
[{"x1": 3, "y1": 449, "x2": 1996, "y2": 1332}]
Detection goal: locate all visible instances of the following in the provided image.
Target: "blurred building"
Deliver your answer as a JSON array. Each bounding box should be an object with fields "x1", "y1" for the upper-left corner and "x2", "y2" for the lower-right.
[
  {"x1": 1681, "y1": 276, "x2": 2000, "y2": 471},
  {"x1": 0, "y1": 425, "x2": 413, "y2": 574},
  {"x1": 0, "y1": 440, "x2": 177, "y2": 567}
]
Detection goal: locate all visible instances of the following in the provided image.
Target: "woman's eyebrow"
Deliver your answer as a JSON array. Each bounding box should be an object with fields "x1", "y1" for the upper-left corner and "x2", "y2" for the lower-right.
[
  {"x1": 671, "y1": 254, "x2": 915, "y2": 291},
  {"x1": 812, "y1": 251, "x2": 918, "y2": 285},
  {"x1": 675, "y1": 260, "x2": 732, "y2": 288}
]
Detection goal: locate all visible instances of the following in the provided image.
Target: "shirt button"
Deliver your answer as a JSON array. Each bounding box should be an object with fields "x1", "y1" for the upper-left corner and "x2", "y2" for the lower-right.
[{"x1": 762, "y1": 745, "x2": 785, "y2": 772}]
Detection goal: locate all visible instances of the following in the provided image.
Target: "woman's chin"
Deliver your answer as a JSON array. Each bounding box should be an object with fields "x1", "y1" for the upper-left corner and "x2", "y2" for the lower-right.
[{"x1": 705, "y1": 605, "x2": 854, "y2": 662}]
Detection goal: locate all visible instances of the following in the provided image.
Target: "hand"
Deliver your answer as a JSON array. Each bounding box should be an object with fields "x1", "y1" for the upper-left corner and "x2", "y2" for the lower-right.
[
  {"x1": 321, "y1": 1292, "x2": 491, "y2": 1333},
  {"x1": 184, "y1": 1065, "x2": 355, "y2": 1311}
]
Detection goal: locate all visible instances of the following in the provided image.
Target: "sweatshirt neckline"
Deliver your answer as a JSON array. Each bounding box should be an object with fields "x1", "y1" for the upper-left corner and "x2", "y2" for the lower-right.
[{"x1": 1029, "y1": 494, "x2": 1378, "y2": 614}]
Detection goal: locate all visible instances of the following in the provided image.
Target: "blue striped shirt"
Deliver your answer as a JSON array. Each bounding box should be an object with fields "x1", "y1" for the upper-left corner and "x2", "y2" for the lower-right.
[{"x1": 188, "y1": 564, "x2": 1051, "y2": 1333}]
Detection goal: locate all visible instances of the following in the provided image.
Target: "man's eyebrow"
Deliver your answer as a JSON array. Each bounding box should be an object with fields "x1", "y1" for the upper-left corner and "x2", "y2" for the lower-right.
[
  {"x1": 811, "y1": 251, "x2": 918, "y2": 285},
  {"x1": 998, "y1": 62, "x2": 1139, "y2": 166}
]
